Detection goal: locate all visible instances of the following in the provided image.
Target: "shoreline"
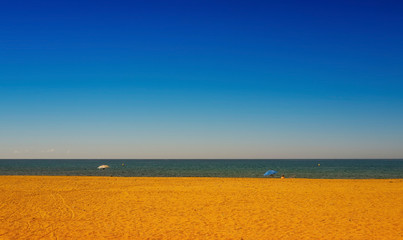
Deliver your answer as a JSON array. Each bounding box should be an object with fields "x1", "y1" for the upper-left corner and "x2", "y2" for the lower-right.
[
  {"x1": 1, "y1": 176, "x2": 401, "y2": 239},
  {"x1": 0, "y1": 174, "x2": 402, "y2": 179}
]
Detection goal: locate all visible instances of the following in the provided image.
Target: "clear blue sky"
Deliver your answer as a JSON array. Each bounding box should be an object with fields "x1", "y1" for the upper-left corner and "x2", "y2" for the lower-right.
[{"x1": 1, "y1": 0, "x2": 402, "y2": 159}]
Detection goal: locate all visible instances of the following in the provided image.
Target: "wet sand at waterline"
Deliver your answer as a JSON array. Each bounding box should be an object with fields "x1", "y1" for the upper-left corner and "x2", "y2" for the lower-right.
[{"x1": 0, "y1": 176, "x2": 401, "y2": 239}]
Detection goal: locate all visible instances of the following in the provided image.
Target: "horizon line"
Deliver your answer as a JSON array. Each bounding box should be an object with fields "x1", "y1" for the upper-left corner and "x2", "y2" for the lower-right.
[{"x1": 1, "y1": 158, "x2": 402, "y2": 160}]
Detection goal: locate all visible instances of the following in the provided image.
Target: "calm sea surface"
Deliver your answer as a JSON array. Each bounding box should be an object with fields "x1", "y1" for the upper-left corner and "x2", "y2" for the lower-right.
[{"x1": 0, "y1": 159, "x2": 402, "y2": 179}]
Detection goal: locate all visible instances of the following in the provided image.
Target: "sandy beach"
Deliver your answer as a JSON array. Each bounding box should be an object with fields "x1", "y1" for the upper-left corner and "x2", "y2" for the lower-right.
[{"x1": 0, "y1": 176, "x2": 401, "y2": 240}]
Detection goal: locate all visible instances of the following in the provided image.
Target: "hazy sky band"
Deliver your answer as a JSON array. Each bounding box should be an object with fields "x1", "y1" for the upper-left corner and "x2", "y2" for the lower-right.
[{"x1": 1, "y1": 0, "x2": 402, "y2": 158}]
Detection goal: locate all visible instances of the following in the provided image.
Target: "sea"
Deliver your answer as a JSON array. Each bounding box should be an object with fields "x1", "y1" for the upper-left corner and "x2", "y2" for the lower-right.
[{"x1": 0, "y1": 159, "x2": 402, "y2": 179}]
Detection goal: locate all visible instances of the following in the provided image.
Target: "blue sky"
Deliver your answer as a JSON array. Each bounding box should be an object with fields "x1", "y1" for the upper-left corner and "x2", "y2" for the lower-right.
[{"x1": 1, "y1": 0, "x2": 402, "y2": 158}]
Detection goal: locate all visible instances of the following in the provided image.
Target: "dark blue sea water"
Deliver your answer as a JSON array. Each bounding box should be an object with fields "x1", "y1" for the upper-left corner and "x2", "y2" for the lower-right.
[{"x1": 0, "y1": 159, "x2": 402, "y2": 179}]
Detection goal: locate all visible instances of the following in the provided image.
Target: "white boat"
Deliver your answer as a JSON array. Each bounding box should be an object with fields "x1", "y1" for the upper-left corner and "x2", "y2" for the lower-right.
[{"x1": 97, "y1": 165, "x2": 110, "y2": 169}]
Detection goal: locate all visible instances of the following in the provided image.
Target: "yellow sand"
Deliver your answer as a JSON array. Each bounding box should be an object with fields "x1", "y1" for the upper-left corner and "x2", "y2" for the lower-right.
[{"x1": 0, "y1": 176, "x2": 401, "y2": 240}]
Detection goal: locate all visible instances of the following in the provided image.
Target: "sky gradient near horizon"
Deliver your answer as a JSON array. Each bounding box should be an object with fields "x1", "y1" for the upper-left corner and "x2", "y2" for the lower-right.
[{"x1": 1, "y1": 0, "x2": 403, "y2": 159}]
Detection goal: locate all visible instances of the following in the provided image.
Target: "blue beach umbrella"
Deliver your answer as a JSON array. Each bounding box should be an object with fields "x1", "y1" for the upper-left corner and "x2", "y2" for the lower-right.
[{"x1": 263, "y1": 170, "x2": 277, "y2": 176}]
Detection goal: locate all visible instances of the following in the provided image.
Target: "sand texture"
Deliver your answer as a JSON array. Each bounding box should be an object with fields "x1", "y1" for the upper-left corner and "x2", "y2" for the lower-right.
[{"x1": 0, "y1": 176, "x2": 401, "y2": 240}]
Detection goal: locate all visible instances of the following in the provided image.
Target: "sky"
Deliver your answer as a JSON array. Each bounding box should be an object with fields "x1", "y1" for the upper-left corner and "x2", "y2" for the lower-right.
[{"x1": 1, "y1": 0, "x2": 403, "y2": 159}]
